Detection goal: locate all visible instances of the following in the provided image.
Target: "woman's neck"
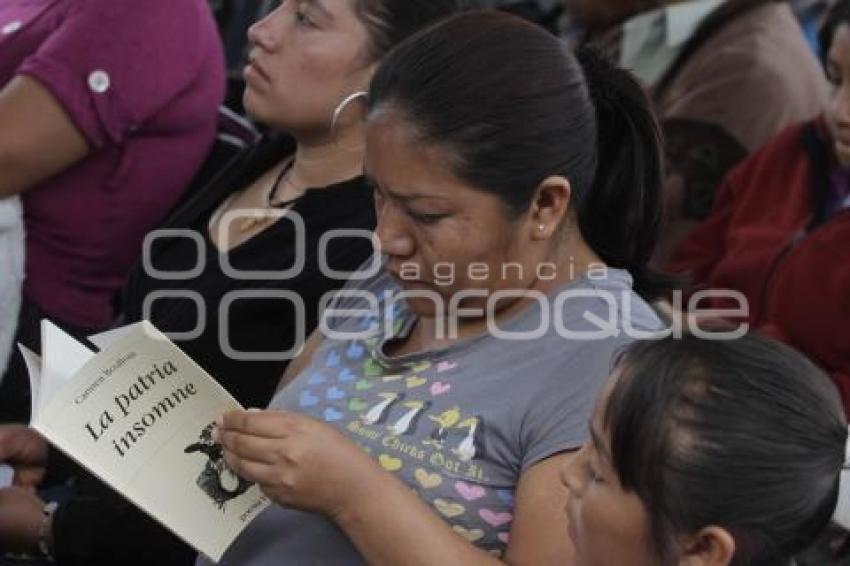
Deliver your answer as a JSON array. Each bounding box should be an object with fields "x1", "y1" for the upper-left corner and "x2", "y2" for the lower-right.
[
  {"x1": 405, "y1": 241, "x2": 606, "y2": 353},
  {"x1": 532, "y1": 239, "x2": 603, "y2": 297},
  {"x1": 289, "y1": 126, "x2": 365, "y2": 190}
]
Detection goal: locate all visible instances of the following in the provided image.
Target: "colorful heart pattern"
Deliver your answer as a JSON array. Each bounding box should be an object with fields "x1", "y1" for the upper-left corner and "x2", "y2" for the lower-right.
[
  {"x1": 346, "y1": 341, "x2": 365, "y2": 360},
  {"x1": 324, "y1": 407, "x2": 343, "y2": 422},
  {"x1": 406, "y1": 376, "x2": 427, "y2": 389},
  {"x1": 326, "y1": 386, "x2": 345, "y2": 401},
  {"x1": 409, "y1": 361, "x2": 432, "y2": 373},
  {"x1": 299, "y1": 390, "x2": 319, "y2": 408},
  {"x1": 293, "y1": 324, "x2": 519, "y2": 551},
  {"x1": 414, "y1": 468, "x2": 443, "y2": 489},
  {"x1": 479, "y1": 509, "x2": 513, "y2": 527},
  {"x1": 362, "y1": 358, "x2": 383, "y2": 377},
  {"x1": 379, "y1": 454, "x2": 403, "y2": 472},
  {"x1": 338, "y1": 368, "x2": 356, "y2": 382},
  {"x1": 453, "y1": 526, "x2": 485, "y2": 543},
  {"x1": 308, "y1": 372, "x2": 326, "y2": 385},
  {"x1": 455, "y1": 481, "x2": 486, "y2": 502},
  {"x1": 325, "y1": 350, "x2": 341, "y2": 367},
  {"x1": 430, "y1": 381, "x2": 451, "y2": 396},
  {"x1": 434, "y1": 499, "x2": 466, "y2": 518}
]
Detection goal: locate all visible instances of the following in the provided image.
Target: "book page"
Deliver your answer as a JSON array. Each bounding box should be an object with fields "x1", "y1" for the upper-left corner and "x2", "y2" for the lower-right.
[
  {"x1": 39, "y1": 320, "x2": 95, "y2": 416},
  {"x1": 87, "y1": 324, "x2": 137, "y2": 352},
  {"x1": 33, "y1": 321, "x2": 270, "y2": 562},
  {"x1": 18, "y1": 345, "x2": 42, "y2": 422}
]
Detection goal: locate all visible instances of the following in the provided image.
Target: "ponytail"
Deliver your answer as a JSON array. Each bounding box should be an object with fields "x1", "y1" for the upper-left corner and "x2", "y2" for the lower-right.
[
  {"x1": 576, "y1": 47, "x2": 668, "y2": 299},
  {"x1": 368, "y1": 12, "x2": 670, "y2": 298}
]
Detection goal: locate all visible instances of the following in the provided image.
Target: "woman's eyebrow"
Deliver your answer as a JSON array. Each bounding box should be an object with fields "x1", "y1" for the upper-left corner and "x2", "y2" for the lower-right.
[
  {"x1": 362, "y1": 175, "x2": 438, "y2": 203},
  {"x1": 302, "y1": 0, "x2": 333, "y2": 21}
]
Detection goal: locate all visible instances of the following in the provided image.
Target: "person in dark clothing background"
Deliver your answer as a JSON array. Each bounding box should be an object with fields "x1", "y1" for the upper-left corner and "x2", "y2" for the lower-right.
[{"x1": 566, "y1": 0, "x2": 828, "y2": 265}]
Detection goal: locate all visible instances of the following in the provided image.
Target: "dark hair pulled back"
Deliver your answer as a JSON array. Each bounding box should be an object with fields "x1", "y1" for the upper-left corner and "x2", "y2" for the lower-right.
[
  {"x1": 368, "y1": 11, "x2": 666, "y2": 298},
  {"x1": 606, "y1": 333, "x2": 847, "y2": 565}
]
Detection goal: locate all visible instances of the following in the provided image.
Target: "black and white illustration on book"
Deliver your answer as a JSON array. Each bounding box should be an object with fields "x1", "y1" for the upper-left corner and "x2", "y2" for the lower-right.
[{"x1": 185, "y1": 422, "x2": 253, "y2": 509}]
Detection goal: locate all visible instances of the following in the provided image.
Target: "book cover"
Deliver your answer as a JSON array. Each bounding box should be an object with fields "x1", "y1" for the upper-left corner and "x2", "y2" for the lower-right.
[{"x1": 22, "y1": 320, "x2": 270, "y2": 562}]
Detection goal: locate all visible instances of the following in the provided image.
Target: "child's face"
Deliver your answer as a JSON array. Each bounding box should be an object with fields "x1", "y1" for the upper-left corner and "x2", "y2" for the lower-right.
[
  {"x1": 827, "y1": 24, "x2": 850, "y2": 167},
  {"x1": 559, "y1": 375, "x2": 656, "y2": 566}
]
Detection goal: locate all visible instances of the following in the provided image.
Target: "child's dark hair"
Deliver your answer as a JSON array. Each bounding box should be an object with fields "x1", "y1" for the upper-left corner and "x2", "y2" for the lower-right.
[
  {"x1": 367, "y1": 11, "x2": 666, "y2": 298},
  {"x1": 605, "y1": 332, "x2": 847, "y2": 565},
  {"x1": 819, "y1": 0, "x2": 850, "y2": 65}
]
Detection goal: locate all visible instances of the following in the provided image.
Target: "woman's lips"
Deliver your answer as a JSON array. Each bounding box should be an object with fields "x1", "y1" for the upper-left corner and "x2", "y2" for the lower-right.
[{"x1": 244, "y1": 56, "x2": 271, "y2": 84}]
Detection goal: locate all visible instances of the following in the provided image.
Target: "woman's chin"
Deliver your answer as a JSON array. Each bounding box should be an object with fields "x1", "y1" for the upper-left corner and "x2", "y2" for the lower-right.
[{"x1": 242, "y1": 92, "x2": 262, "y2": 120}]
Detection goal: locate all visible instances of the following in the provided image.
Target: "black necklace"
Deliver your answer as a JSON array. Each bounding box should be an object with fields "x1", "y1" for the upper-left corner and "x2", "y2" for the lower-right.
[
  {"x1": 235, "y1": 160, "x2": 297, "y2": 235},
  {"x1": 267, "y1": 159, "x2": 297, "y2": 208}
]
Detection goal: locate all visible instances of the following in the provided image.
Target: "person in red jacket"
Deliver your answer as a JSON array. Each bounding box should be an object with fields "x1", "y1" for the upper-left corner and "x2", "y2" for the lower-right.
[{"x1": 669, "y1": 0, "x2": 850, "y2": 413}]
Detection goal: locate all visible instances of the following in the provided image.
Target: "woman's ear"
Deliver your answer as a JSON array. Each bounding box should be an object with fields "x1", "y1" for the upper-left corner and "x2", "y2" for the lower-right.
[
  {"x1": 529, "y1": 175, "x2": 571, "y2": 240},
  {"x1": 678, "y1": 526, "x2": 735, "y2": 566}
]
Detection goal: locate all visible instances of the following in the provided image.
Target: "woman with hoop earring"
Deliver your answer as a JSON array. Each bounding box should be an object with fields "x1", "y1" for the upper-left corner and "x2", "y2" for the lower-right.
[{"x1": 0, "y1": 2, "x2": 463, "y2": 565}]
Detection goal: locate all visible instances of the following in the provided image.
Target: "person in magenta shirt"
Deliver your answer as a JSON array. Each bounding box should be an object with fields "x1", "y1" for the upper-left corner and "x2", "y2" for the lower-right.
[{"x1": 0, "y1": 0, "x2": 225, "y2": 421}]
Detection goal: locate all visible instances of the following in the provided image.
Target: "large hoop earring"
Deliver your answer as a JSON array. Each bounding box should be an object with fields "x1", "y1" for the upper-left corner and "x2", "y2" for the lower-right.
[{"x1": 330, "y1": 90, "x2": 368, "y2": 134}]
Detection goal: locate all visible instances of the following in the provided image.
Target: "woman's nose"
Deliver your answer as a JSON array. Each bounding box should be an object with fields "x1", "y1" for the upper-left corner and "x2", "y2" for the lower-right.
[
  {"x1": 247, "y1": 4, "x2": 285, "y2": 51},
  {"x1": 375, "y1": 202, "x2": 415, "y2": 258},
  {"x1": 377, "y1": 229, "x2": 415, "y2": 259}
]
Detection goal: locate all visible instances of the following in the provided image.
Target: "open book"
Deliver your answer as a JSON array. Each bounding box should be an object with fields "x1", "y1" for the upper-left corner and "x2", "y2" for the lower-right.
[{"x1": 20, "y1": 320, "x2": 270, "y2": 563}]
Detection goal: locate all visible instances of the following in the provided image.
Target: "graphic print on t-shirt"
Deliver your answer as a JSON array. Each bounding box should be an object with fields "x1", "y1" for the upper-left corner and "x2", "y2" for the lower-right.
[
  {"x1": 255, "y1": 265, "x2": 660, "y2": 564},
  {"x1": 292, "y1": 318, "x2": 515, "y2": 555}
]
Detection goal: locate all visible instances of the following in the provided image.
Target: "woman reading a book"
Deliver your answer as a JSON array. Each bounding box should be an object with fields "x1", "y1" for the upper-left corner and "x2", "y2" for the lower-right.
[
  {"x1": 205, "y1": 12, "x2": 666, "y2": 565},
  {"x1": 0, "y1": 1, "x2": 461, "y2": 565}
]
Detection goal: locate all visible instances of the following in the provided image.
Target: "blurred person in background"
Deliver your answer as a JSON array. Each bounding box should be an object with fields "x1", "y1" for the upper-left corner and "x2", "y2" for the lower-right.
[
  {"x1": 565, "y1": 0, "x2": 829, "y2": 264},
  {"x1": 481, "y1": 0, "x2": 566, "y2": 32},
  {"x1": 793, "y1": 0, "x2": 838, "y2": 52},
  {"x1": 0, "y1": 0, "x2": 226, "y2": 422},
  {"x1": 0, "y1": 197, "x2": 22, "y2": 377},
  {"x1": 668, "y1": 0, "x2": 850, "y2": 415}
]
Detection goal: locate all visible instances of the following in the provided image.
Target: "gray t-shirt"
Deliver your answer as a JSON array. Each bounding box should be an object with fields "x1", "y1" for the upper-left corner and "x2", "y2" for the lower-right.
[{"x1": 201, "y1": 267, "x2": 660, "y2": 565}]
